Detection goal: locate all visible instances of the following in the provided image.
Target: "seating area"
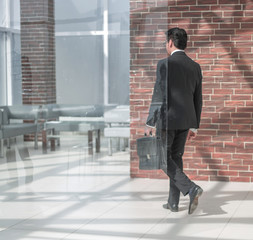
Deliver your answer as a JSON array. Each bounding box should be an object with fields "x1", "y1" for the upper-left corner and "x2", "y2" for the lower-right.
[{"x1": 0, "y1": 104, "x2": 130, "y2": 158}]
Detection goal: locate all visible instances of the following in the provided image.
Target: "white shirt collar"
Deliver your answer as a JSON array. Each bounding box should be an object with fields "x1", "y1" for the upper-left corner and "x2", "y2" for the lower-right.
[{"x1": 171, "y1": 49, "x2": 184, "y2": 55}]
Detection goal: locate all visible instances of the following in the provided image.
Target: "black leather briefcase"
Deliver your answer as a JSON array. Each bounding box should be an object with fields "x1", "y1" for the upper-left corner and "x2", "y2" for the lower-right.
[{"x1": 137, "y1": 135, "x2": 162, "y2": 170}]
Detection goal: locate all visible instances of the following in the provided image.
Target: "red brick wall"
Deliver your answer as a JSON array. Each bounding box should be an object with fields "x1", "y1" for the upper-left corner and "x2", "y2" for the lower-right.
[
  {"x1": 130, "y1": 0, "x2": 253, "y2": 182},
  {"x1": 20, "y1": 0, "x2": 56, "y2": 105}
]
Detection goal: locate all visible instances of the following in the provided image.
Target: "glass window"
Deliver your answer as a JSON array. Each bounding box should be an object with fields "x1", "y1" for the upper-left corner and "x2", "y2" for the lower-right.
[
  {"x1": 55, "y1": 0, "x2": 130, "y2": 105},
  {"x1": 11, "y1": 33, "x2": 22, "y2": 105},
  {"x1": 0, "y1": 32, "x2": 7, "y2": 104},
  {"x1": 0, "y1": 0, "x2": 7, "y2": 27},
  {"x1": 0, "y1": 0, "x2": 21, "y2": 105},
  {"x1": 10, "y1": 0, "x2": 20, "y2": 29},
  {"x1": 55, "y1": 0, "x2": 104, "y2": 32},
  {"x1": 1, "y1": 0, "x2": 130, "y2": 106},
  {"x1": 56, "y1": 35, "x2": 104, "y2": 104},
  {"x1": 109, "y1": 34, "x2": 129, "y2": 105},
  {"x1": 108, "y1": 0, "x2": 129, "y2": 31},
  {"x1": 1, "y1": 1, "x2": 130, "y2": 117}
]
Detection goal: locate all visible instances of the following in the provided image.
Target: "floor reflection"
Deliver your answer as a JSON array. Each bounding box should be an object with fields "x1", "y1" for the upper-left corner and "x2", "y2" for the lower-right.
[{"x1": 0, "y1": 135, "x2": 252, "y2": 240}]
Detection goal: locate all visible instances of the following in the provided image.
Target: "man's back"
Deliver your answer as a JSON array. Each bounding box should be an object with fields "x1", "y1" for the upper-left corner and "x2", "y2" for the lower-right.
[{"x1": 166, "y1": 51, "x2": 202, "y2": 130}]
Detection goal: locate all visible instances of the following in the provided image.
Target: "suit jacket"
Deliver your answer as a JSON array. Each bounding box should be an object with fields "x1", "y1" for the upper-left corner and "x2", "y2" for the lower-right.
[{"x1": 146, "y1": 51, "x2": 202, "y2": 130}]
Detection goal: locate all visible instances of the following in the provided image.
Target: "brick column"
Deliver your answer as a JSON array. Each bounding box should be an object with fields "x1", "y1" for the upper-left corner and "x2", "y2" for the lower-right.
[
  {"x1": 20, "y1": 0, "x2": 56, "y2": 105},
  {"x1": 130, "y1": 0, "x2": 253, "y2": 182}
]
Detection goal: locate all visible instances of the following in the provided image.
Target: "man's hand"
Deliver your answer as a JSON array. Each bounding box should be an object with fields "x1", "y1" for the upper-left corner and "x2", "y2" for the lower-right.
[
  {"x1": 145, "y1": 126, "x2": 154, "y2": 136},
  {"x1": 187, "y1": 130, "x2": 197, "y2": 141}
]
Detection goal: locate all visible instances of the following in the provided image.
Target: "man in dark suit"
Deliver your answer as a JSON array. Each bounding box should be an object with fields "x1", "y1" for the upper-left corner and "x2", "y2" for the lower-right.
[{"x1": 146, "y1": 28, "x2": 203, "y2": 214}]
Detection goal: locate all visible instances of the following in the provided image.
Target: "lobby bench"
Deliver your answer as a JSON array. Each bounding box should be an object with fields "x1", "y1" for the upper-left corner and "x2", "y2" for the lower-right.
[{"x1": 0, "y1": 105, "x2": 41, "y2": 158}]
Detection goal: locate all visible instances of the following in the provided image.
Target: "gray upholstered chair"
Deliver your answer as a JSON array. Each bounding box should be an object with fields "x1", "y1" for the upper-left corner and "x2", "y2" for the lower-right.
[{"x1": 0, "y1": 105, "x2": 41, "y2": 158}]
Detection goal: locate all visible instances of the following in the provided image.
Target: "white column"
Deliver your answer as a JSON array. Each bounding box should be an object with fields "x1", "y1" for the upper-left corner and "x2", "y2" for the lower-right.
[
  {"x1": 103, "y1": 0, "x2": 109, "y2": 105},
  {"x1": 5, "y1": 0, "x2": 12, "y2": 105}
]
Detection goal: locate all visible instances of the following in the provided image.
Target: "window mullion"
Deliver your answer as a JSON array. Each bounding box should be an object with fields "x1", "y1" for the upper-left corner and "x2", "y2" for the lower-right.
[
  {"x1": 5, "y1": 0, "x2": 12, "y2": 105},
  {"x1": 103, "y1": 0, "x2": 109, "y2": 105}
]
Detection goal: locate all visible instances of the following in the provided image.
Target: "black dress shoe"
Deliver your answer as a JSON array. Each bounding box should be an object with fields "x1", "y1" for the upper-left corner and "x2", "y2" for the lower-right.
[
  {"x1": 163, "y1": 202, "x2": 178, "y2": 212},
  {"x1": 188, "y1": 185, "x2": 203, "y2": 214}
]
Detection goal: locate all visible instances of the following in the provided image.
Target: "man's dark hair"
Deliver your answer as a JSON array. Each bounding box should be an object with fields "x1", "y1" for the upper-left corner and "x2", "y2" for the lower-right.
[{"x1": 166, "y1": 27, "x2": 187, "y2": 50}]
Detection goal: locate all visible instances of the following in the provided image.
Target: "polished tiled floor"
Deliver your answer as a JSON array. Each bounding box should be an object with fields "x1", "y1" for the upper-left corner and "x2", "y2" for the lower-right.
[{"x1": 0, "y1": 135, "x2": 253, "y2": 240}]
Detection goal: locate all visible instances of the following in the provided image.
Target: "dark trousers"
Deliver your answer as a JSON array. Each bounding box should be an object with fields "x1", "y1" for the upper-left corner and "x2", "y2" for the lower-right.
[{"x1": 161, "y1": 129, "x2": 195, "y2": 204}]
